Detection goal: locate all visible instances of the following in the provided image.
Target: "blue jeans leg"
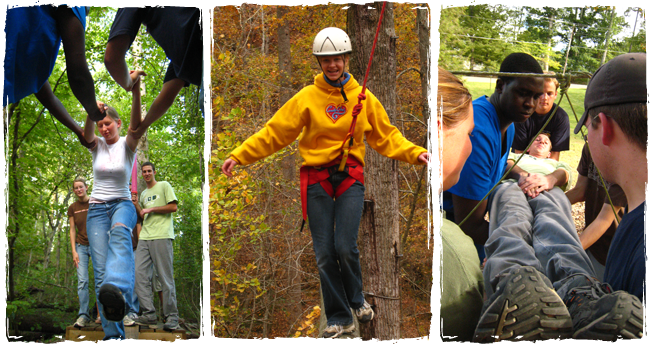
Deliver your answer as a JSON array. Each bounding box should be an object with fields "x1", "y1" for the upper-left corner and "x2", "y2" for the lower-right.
[
  {"x1": 76, "y1": 244, "x2": 91, "y2": 320},
  {"x1": 307, "y1": 172, "x2": 365, "y2": 326},
  {"x1": 484, "y1": 181, "x2": 595, "y2": 299},
  {"x1": 87, "y1": 200, "x2": 136, "y2": 339}
]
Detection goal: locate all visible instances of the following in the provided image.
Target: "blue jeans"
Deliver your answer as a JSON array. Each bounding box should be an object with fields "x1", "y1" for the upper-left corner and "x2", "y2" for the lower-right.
[
  {"x1": 87, "y1": 199, "x2": 137, "y2": 339},
  {"x1": 76, "y1": 243, "x2": 91, "y2": 320},
  {"x1": 484, "y1": 181, "x2": 595, "y2": 299},
  {"x1": 307, "y1": 171, "x2": 365, "y2": 326}
]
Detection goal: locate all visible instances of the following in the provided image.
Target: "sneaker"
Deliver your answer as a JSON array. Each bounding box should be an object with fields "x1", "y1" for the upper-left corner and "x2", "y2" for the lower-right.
[
  {"x1": 322, "y1": 323, "x2": 355, "y2": 338},
  {"x1": 98, "y1": 283, "x2": 126, "y2": 322},
  {"x1": 134, "y1": 314, "x2": 158, "y2": 326},
  {"x1": 563, "y1": 277, "x2": 643, "y2": 340},
  {"x1": 473, "y1": 266, "x2": 573, "y2": 342},
  {"x1": 123, "y1": 314, "x2": 136, "y2": 327},
  {"x1": 163, "y1": 317, "x2": 179, "y2": 331},
  {"x1": 74, "y1": 316, "x2": 91, "y2": 328},
  {"x1": 354, "y1": 300, "x2": 374, "y2": 323},
  {"x1": 95, "y1": 316, "x2": 101, "y2": 324}
]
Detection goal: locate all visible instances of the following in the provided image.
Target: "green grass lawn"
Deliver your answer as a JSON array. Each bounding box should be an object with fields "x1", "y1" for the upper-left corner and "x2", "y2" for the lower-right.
[{"x1": 464, "y1": 81, "x2": 588, "y2": 188}]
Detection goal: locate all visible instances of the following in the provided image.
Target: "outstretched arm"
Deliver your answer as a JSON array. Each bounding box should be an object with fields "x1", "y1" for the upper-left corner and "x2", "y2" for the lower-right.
[
  {"x1": 128, "y1": 78, "x2": 185, "y2": 140},
  {"x1": 125, "y1": 72, "x2": 145, "y2": 152},
  {"x1": 565, "y1": 174, "x2": 588, "y2": 204},
  {"x1": 34, "y1": 81, "x2": 94, "y2": 148},
  {"x1": 580, "y1": 203, "x2": 622, "y2": 250},
  {"x1": 53, "y1": 7, "x2": 104, "y2": 121}
]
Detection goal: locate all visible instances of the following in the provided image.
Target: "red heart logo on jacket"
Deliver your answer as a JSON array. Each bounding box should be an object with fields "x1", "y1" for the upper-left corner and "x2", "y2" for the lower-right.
[{"x1": 325, "y1": 103, "x2": 348, "y2": 123}]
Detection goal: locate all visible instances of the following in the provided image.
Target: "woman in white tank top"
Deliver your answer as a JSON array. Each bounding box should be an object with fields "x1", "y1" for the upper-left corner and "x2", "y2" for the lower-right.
[{"x1": 83, "y1": 71, "x2": 145, "y2": 339}]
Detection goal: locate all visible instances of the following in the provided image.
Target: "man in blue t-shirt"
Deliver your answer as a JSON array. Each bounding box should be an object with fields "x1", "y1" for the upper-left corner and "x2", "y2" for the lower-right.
[
  {"x1": 444, "y1": 53, "x2": 544, "y2": 250},
  {"x1": 574, "y1": 53, "x2": 646, "y2": 301}
]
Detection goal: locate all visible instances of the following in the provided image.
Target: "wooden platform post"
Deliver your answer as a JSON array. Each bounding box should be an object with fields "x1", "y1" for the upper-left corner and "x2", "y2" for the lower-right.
[{"x1": 65, "y1": 323, "x2": 186, "y2": 341}]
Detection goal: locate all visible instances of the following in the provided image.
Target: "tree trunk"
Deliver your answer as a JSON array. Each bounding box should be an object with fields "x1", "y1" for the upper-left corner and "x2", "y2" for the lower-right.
[
  {"x1": 417, "y1": 1, "x2": 436, "y2": 218},
  {"x1": 133, "y1": 36, "x2": 149, "y2": 192},
  {"x1": 348, "y1": 3, "x2": 400, "y2": 340},
  {"x1": 601, "y1": 9, "x2": 615, "y2": 66},
  {"x1": 545, "y1": 13, "x2": 555, "y2": 71},
  {"x1": 276, "y1": 6, "x2": 302, "y2": 325},
  {"x1": 278, "y1": 6, "x2": 296, "y2": 182},
  {"x1": 8, "y1": 103, "x2": 22, "y2": 302}
]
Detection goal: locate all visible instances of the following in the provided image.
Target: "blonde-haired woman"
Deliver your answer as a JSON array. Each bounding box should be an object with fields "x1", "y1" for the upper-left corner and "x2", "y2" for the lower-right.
[
  {"x1": 83, "y1": 71, "x2": 145, "y2": 339},
  {"x1": 437, "y1": 67, "x2": 483, "y2": 341}
]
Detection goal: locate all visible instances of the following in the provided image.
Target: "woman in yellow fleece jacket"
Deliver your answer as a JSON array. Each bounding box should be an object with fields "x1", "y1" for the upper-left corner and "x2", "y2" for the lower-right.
[{"x1": 222, "y1": 27, "x2": 428, "y2": 338}]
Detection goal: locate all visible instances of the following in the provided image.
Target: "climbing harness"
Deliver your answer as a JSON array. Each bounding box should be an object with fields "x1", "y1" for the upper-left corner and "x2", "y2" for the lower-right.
[
  {"x1": 300, "y1": 3, "x2": 387, "y2": 231},
  {"x1": 299, "y1": 155, "x2": 364, "y2": 231}
]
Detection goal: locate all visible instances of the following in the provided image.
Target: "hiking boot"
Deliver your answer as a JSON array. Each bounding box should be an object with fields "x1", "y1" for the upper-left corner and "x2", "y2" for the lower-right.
[
  {"x1": 163, "y1": 317, "x2": 179, "y2": 331},
  {"x1": 355, "y1": 300, "x2": 374, "y2": 323},
  {"x1": 563, "y1": 277, "x2": 643, "y2": 340},
  {"x1": 98, "y1": 283, "x2": 126, "y2": 322},
  {"x1": 322, "y1": 323, "x2": 355, "y2": 338},
  {"x1": 123, "y1": 314, "x2": 136, "y2": 327},
  {"x1": 473, "y1": 266, "x2": 573, "y2": 342},
  {"x1": 74, "y1": 316, "x2": 91, "y2": 328},
  {"x1": 134, "y1": 314, "x2": 158, "y2": 326}
]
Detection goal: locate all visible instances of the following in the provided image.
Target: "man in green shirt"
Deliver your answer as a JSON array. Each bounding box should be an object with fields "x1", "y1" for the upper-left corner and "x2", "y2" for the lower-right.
[{"x1": 131, "y1": 162, "x2": 179, "y2": 330}]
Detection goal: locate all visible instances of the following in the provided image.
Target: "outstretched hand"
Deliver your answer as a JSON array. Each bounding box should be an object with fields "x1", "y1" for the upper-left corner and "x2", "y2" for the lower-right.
[
  {"x1": 222, "y1": 158, "x2": 238, "y2": 177},
  {"x1": 418, "y1": 152, "x2": 430, "y2": 165}
]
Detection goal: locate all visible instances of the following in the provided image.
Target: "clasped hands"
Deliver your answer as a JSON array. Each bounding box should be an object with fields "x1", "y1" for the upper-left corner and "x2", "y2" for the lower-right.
[{"x1": 518, "y1": 172, "x2": 556, "y2": 198}]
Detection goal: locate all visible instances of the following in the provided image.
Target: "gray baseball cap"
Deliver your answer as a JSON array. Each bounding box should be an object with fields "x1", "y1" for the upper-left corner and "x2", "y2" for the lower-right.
[{"x1": 574, "y1": 53, "x2": 647, "y2": 134}]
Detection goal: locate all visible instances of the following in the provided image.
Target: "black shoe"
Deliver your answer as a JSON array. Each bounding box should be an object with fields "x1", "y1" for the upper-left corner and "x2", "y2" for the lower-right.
[
  {"x1": 564, "y1": 277, "x2": 643, "y2": 340},
  {"x1": 98, "y1": 283, "x2": 126, "y2": 322},
  {"x1": 474, "y1": 266, "x2": 573, "y2": 342}
]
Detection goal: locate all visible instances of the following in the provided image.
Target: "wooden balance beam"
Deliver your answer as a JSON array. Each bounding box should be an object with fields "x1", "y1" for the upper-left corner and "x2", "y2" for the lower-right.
[{"x1": 65, "y1": 322, "x2": 187, "y2": 341}]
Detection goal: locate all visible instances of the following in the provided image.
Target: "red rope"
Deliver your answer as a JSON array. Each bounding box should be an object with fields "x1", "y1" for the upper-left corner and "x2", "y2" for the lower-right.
[
  {"x1": 339, "y1": 2, "x2": 387, "y2": 171},
  {"x1": 360, "y1": 2, "x2": 387, "y2": 95}
]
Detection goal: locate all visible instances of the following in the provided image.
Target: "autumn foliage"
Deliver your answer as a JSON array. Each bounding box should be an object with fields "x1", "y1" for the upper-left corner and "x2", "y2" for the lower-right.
[{"x1": 210, "y1": 4, "x2": 431, "y2": 338}]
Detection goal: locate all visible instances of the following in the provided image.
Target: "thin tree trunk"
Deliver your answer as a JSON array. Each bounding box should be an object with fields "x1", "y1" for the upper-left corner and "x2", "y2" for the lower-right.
[
  {"x1": 417, "y1": 1, "x2": 436, "y2": 217},
  {"x1": 276, "y1": 6, "x2": 302, "y2": 325},
  {"x1": 348, "y1": 3, "x2": 400, "y2": 340},
  {"x1": 8, "y1": 104, "x2": 22, "y2": 302},
  {"x1": 601, "y1": 9, "x2": 615, "y2": 66}
]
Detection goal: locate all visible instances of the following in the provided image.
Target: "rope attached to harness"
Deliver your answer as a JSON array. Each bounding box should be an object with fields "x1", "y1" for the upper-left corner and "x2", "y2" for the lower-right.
[{"x1": 338, "y1": 1, "x2": 387, "y2": 172}]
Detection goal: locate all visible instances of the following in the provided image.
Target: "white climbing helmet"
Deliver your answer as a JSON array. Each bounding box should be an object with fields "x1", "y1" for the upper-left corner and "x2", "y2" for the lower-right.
[{"x1": 313, "y1": 27, "x2": 352, "y2": 56}]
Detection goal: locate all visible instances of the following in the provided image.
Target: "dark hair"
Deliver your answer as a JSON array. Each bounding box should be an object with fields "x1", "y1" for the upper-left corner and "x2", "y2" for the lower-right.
[
  {"x1": 141, "y1": 161, "x2": 156, "y2": 172},
  {"x1": 438, "y1": 67, "x2": 472, "y2": 128},
  {"x1": 499, "y1": 53, "x2": 543, "y2": 84},
  {"x1": 588, "y1": 103, "x2": 647, "y2": 151}
]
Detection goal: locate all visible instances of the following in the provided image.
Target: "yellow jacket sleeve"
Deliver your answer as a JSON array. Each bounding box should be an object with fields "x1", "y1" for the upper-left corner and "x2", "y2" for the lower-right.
[
  {"x1": 230, "y1": 92, "x2": 306, "y2": 166},
  {"x1": 364, "y1": 91, "x2": 427, "y2": 165}
]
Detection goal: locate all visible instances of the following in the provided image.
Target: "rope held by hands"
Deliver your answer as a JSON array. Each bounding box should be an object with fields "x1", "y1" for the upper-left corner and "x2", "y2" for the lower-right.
[{"x1": 339, "y1": 2, "x2": 388, "y2": 172}]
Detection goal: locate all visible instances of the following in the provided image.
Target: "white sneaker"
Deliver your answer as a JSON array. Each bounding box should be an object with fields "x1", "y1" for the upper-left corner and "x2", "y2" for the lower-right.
[
  {"x1": 322, "y1": 323, "x2": 355, "y2": 338},
  {"x1": 354, "y1": 300, "x2": 374, "y2": 323},
  {"x1": 123, "y1": 314, "x2": 136, "y2": 326},
  {"x1": 74, "y1": 316, "x2": 91, "y2": 328}
]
